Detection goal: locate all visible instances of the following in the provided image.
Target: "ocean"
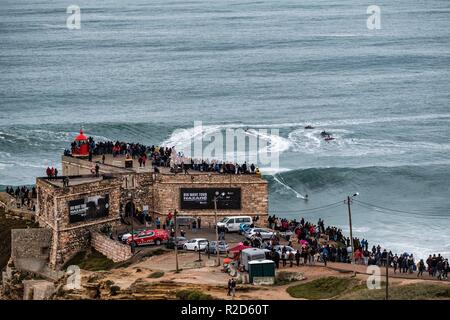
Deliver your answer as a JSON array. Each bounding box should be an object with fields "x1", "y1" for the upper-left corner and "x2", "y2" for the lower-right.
[{"x1": 1, "y1": 0, "x2": 450, "y2": 259}]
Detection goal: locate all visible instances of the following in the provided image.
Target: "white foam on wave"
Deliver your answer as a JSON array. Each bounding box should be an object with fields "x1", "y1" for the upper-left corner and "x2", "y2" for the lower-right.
[
  {"x1": 162, "y1": 113, "x2": 450, "y2": 154},
  {"x1": 313, "y1": 113, "x2": 450, "y2": 128},
  {"x1": 184, "y1": 113, "x2": 450, "y2": 131},
  {"x1": 162, "y1": 123, "x2": 292, "y2": 158},
  {"x1": 339, "y1": 226, "x2": 371, "y2": 233},
  {"x1": 244, "y1": 129, "x2": 291, "y2": 154},
  {"x1": 259, "y1": 167, "x2": 291, "y2": 175},
  {"x1": 272, "y1": 172, "x2": 306, "y2": 199},
  {"x1": 287, "y1": 127, "x2": 450, "y2": 158},
  {"x1": 0, "y1": 162, "x2": 14, "y2": 170}
]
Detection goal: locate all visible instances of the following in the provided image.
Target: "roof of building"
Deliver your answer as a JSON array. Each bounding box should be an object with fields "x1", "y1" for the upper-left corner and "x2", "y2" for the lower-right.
[{"x1": 74, "y1": 129, "x2": 88, "y2": 141}]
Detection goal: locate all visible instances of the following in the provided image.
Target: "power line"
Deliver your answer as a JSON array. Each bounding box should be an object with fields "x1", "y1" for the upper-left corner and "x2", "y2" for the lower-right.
[
  {"x1": 270, "y1": 200, "x2": 344, "y2": 213},
  {"x1": 353, "y1": 200, "x2": 447, "y2": 219}
]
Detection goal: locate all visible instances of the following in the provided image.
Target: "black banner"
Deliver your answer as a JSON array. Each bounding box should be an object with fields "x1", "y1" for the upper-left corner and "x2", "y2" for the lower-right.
[
  {"x1": 180, "y1": 188, "x2": 241, "y2": 210},
  {"x1": 69, "y1": 194, "x2": 110, "y2": 223}
]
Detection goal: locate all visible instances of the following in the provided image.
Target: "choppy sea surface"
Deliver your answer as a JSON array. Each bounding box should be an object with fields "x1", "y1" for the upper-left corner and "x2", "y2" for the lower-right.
[{"x1": 1, "y1": 0, "x2": 450, "y2": 259}]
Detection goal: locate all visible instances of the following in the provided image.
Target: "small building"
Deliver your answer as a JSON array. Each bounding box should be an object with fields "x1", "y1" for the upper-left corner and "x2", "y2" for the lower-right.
[
  {"x1": 248, "y1": 260, "x2": 275, "y2": 284},
  {"x1": 36, "y1": 174, "x2": 122, "y2": 268}
]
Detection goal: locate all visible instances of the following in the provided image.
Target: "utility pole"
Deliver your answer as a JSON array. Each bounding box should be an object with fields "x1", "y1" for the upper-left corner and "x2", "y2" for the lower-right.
[
  {"x1": 347, "y1": 196, "x2": 356, "y2": 276},
  {"x1": 213, "y1": 194, "x2": 220, "y2": 267},
  {"x1": 386, "y1": 254, "x2": 389, "y2": 300},
  {"x1": 174, "y1": 209, "x2": 179, "y2": 273},
  {"x1": 129, "y1": 193, "x2": 135, "y2": 253}
]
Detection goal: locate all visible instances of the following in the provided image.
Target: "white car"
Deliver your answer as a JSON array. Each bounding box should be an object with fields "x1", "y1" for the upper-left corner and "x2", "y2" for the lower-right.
[
  {"x1": 273, "y1": 245, "x2": 297, "y2": 255},
  {"x1": 183, "y1": 238, "x2": 209, "y2": 251},
  {"x1": 217, "y1": 216, "x2": 253, "y2": 232},
  {"x1": 245, "y1": 228, "x2": 275, "y2": 240}
]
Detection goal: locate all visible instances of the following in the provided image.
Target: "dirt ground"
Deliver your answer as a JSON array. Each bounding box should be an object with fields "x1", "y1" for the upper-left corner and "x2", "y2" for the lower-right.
[
  {"x1": 81, "y1": 247, "x2": 450, "y2": 300},
  {"x1": 77, "y1": 227, "x2": 450, "y2": 300}
]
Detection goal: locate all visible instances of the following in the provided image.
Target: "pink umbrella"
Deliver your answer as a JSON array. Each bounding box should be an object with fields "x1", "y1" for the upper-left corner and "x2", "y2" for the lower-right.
[
  {"x1": 300, "y1": 240, "x2": 309, "y2": 246},
  {"x1": 229, "y1": 243, "x2": 252, "y2": 252}
]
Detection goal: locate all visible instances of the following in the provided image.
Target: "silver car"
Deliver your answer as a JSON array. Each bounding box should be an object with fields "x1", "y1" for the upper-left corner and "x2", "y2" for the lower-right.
[{"x1": 245, "y1": 228, "x2": 275, "y2": 240}]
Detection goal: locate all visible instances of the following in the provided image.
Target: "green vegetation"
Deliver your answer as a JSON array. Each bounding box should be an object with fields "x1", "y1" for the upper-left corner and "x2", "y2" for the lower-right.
[
  {"x1": 63, "y1": 250, "x2": 117, "y2": 271},
  {"x1": 148, "y1": 271, "x2": 165, "y2": 278},
  {"x1": 176, "y1": 289, "x2": 214, "y2": 300},
  {"x1": 287, "y1": 276, "x2": 450, "y2": 300},
  {"x1": 287, "y1": 277, "x2": 358, "y2": 299},
  {"x1": 274, "y1": 271, "x2": 305, "y2": 286},
  {"x1": 338, "y1": 283, "x2": 450, "y2": 300}
]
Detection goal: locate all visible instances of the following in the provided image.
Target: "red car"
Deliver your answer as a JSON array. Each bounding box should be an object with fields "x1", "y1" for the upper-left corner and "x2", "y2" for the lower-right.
[{"x1": 126, "y1": 229, "x2": 168, "y2": 247}]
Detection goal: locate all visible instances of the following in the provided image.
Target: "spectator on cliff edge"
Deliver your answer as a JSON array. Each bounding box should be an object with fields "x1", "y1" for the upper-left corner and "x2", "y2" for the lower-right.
[
  {"x1": 417, "y1": 259, "x2": 425, "y2": 277},
  {"x1": 227, "y1": 279, "x2": 232, "y2": 296},
  {"x1": 288, "y1": 250, "x2": 294, "y2": 267},
  {"x1": 230, "y1": 278, "x2": 236, "y2": 297}
]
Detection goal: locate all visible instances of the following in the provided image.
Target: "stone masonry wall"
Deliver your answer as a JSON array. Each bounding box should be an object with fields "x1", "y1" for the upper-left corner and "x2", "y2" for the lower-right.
[
  {"x1": 61, "y1": 155, "x2": 128, "y2": 176},
  {"x1": 11, "y1": 228, "x2": 52, "y2": 274},
  {"x1": 36, "y1": 176, "x2": 123, "y2": 268},
  {"x1": 152, "y1": 173, "x2": 268, "y2": 225},
  {"x1": 91, "y1": 231, "x2": 132, "y2": 263}
]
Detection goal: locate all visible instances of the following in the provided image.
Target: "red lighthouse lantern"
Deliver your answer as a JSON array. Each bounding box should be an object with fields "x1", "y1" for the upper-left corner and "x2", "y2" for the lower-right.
[{"x1": 71, "y1": 129, "x2": 90, "y2": 157}]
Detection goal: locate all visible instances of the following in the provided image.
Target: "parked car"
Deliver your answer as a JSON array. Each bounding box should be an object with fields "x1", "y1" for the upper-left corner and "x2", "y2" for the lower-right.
[
  {"x1": 206, "y1": 241, "x2": 229, "y2": 254},
  {"x1": 183, "y1": 238, "x2": 209, "y2": 251},
  {"x1": 119, "y1": 229, "x2": 147, "y2": 243},
  {"x1": 217, "y1": 216, "x2": 253, "y2": 233},
  {"x1": 244, "y1": 228, "x2": 275, "y2": 240},
  {"x1": 126, "y1": 229, "x2": 169, "y2": 247},
  {"x1": 166, "y1": 236, "x2": 188, "y2": 249}
]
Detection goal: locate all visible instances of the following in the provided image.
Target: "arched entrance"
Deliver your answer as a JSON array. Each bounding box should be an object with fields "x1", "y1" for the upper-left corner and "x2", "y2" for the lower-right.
[{"x1": 125, "y1": 201, "x2": 135, "y2": 218}]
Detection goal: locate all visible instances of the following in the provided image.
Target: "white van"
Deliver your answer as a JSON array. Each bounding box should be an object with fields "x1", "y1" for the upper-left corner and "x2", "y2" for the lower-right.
[{"x1": 217, "y1": 216, "x2": 253, "y2": 233}]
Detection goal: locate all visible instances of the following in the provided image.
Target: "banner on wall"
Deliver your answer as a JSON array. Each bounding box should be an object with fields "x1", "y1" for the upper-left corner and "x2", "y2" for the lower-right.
[
  {"x1": 180, "y1": 188, "x2": 241, "y2": 210},
  {"x1": 68, "y1": 194, "x2": 110, "y2": 223}
]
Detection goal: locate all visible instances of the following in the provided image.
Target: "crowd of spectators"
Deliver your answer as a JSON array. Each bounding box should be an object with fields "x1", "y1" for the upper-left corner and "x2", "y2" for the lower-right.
[
  {"x1": 263, "y1": 215, "x2": 449, "y2": 280},
  {"x1": 73, "y1": 138, "x2": 261, "y2": 175},
  {"x1": 4, "y1": 186, "x2": 36, "y2": 211}
]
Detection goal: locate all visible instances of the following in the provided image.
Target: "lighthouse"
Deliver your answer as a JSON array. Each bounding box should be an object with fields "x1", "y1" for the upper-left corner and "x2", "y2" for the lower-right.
[{"x1": 71, "y1": 129, "x2": 90, "y2": 158}]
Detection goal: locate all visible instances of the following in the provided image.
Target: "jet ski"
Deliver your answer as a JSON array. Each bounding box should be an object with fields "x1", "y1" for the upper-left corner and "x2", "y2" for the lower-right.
[
  {"x1": 304, "y1": 125, "x2": 314, "y2": 129},
  {"x1": 324, "y1": 135, "x2": 335, "y2": 141}
]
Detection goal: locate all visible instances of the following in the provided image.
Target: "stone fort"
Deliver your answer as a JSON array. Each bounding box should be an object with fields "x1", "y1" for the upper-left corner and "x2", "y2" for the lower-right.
[{"x1": 34, "y1": 152, "x2": 268, "y2": 269}]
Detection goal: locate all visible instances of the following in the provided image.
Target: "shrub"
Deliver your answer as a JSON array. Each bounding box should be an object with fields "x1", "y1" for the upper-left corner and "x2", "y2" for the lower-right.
[
  {"x1": 176, "y1": 289, "x2": 213, "y2": 300},
  {"x1": 287, "y1": 277, "x2": 356, "y2": 299},
  {"x1": 110, "y1": 285, "x2": 121, "y2": 296},
  {"x1": 147, "y1": 271, "x2": 164, "y2": 278}
]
